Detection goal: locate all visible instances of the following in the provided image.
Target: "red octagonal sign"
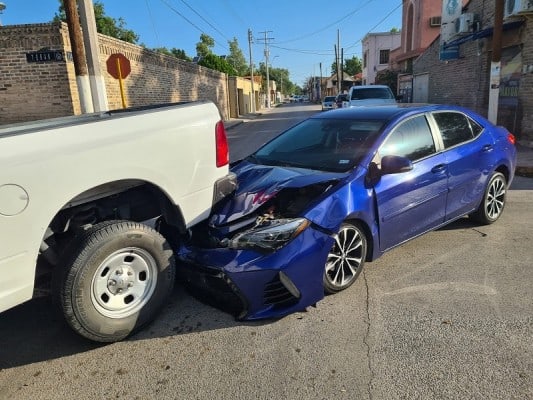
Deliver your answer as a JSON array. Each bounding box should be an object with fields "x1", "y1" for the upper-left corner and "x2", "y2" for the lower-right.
[{"x1": 106, "y1": 53, "x2": 131, "y2": 79}]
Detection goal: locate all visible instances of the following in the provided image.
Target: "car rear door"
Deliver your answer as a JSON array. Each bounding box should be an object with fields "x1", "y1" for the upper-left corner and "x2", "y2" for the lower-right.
[
  {"x1": 373, "y1": 114, "x2": 448, "y2": 251},
  {"x1": 430, "y1": 111, "x2": 490, "y2": 221}
]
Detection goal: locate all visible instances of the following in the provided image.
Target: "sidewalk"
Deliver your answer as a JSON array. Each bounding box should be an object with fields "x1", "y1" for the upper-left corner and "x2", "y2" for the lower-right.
[
  {"x1": 516, "y1": 141, "x2": 533, "y2": 177},
  {"x1": 224, "y1": 113, "x2": 533, "y2": 178}
]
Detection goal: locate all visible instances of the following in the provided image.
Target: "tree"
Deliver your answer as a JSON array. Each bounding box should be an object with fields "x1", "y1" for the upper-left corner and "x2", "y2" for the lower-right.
[
  {"x1": 196, "y1": 34, "x2": 215, "y2": 58},
  {"x1": 54, "y1": 0, "x2": 139, "y2": 43},
  {"x1": 152, "y1": 47, "x2": 192, "y2": 62},
  {"x1": 226, "y1": 38, "x2": 248, "y2": 76},
  {"x1": 344, "y1": 56, "x2": 362, "y2": 76},
  {"x1": 198, "y1": 53, "x2": 236, "y2": 75},
  {"x1": 331, "y1": 55, "x2": 362, "y2": 77}
]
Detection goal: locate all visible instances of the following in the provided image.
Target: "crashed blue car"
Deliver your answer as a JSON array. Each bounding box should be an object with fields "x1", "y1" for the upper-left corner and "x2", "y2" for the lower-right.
[{"x1": 179, "y1": 104, "x2": 517, "y2": 320}]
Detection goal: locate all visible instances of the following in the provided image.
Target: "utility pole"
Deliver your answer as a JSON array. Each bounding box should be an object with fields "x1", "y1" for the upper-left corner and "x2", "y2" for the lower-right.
[
  {"x1": 488, "y1": 0, "x2": 504, "y2": 124},
  {"x1": 258, "y1": 30, "x2": 274, "y2": 108},
  {"x1": 79, "y1": 0, "x2": 108, "y2": 111},
  {"x1": 248, "y1": 28, "x2": 255, "y2": 113},
  {"x1": 337, "y1": 29, "x2": 341, "y2": 94},
  {"x1": 64, "y1": 0, "x2": 93, "y2": 113}
]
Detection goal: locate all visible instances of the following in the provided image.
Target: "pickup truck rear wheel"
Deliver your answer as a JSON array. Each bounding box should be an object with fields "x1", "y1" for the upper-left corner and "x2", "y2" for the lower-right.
[{"x1": 55, "y1": 221, "x2": 176, "y2": 342}]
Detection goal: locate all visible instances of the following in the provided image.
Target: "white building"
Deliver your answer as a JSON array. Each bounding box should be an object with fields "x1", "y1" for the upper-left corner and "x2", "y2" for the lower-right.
[{"x1": 362, "y1": 32, "x2": 401, "y2": 85}]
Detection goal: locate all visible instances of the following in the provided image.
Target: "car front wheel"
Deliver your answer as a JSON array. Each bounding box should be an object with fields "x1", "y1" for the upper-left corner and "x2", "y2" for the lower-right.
[
  {"x1": 323, "y1": 223, "x2": 367, "y2": 294},
  {"x1": 471, "y1": 172, "x2": 507, "y2": 224}
]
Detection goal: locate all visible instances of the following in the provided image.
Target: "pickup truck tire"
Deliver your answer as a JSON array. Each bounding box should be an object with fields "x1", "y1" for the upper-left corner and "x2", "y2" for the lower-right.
[{"x1": 55, "y1": 220, "x2": 176, "y2": 342}]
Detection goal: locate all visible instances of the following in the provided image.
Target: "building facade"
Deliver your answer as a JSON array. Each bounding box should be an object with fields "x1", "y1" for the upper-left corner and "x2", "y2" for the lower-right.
[
  {"x1": 362, "y1": 32, "x2": 401, "y2": 85},
  {"x1": 412, "y1": 0, "x2": 533, "y2": 142}
]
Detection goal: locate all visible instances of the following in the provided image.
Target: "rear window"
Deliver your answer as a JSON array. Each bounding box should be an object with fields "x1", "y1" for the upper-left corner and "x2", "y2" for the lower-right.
[
  {"x1": 351, "y1": 88, "x2": 394, "y2": 100},
  {"x1": 432, "y1": 112, "x2": 479, "y2": 148}
]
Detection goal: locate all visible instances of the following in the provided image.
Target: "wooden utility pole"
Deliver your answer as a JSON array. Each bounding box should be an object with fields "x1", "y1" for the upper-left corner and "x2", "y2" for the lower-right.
[
  {"x1": 64, "y1": 0, "x2": 93, "y2": 113},
  {"x1": 488, "y1": 0, "x2": 504, "y2": 124},
  {"x1": 79, "y1": 0, "x2": 108, "y2": 111}
]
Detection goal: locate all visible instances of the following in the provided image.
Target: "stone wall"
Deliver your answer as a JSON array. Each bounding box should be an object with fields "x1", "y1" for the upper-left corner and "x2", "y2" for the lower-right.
[{"x1": 0, "y1": 22, "x2": 230, "y2": 124}]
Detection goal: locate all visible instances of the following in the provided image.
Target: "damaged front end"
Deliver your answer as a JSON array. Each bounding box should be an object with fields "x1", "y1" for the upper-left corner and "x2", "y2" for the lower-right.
[{"x1": 178, "y1": 161, "x2": 348, "y2": 320}]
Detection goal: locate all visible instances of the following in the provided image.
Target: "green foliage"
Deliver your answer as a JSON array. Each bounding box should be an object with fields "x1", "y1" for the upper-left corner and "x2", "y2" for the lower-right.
[
  {"x1": 390, "y1": 27, "x2": 400, "y2": 33},
  {"x1": 198, "y1": 53, "x2": 236, "y2": 75},
  {"x1": 54, "y1": 0, "x2": 139, "y2": 43},
  {"x1": 331, "y1": 55, "x2": 362, "y2": 77},
  {"x1": 196, "y1": 34, "x2": 215, "y2": 58},
  {"x1": 226, "y1": 38, "x2": 248, "y2": 76},
  {"x1": 257, "y1": 62, "x2": 299, "y2": 96},
  {"x1": 375, "y1": 69, "x2": 398, "y2": 94},
  {"x1": 152, "y1": 47, "x2": 192, "y2": 62}
]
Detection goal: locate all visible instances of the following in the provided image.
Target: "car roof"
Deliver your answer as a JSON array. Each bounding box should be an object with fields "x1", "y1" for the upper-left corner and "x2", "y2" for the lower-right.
[
  {"x1": 310, "y1": 104, "x2": 472, "y2": 121},
  {"x1": 350, "y1": 85, "x2": 391, "y2": 90}
]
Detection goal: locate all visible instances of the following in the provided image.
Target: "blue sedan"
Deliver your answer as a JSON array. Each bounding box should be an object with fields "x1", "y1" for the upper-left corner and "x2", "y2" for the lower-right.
[{"x1": 178, "y1": 104, "x2": 517, "y2": 320}]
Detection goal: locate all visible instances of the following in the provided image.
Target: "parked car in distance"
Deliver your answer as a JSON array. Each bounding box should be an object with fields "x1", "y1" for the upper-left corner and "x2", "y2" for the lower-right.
[
  {"x1": 179, "y1": 104, "x2": 517, "y2": 321},
  {"x1": 335, "y1": 93, "x2": 348, "y2": 108},
  {"x1": 321, "y1": 96, "x2": 336, "y2": 111},
  {"x1": 345, "y1": 85, "x2": 397, "y2": 108}
]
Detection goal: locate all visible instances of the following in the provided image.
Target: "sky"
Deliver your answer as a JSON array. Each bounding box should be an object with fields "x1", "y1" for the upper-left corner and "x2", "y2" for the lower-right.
[{"x1": 0, "y1": 0, "x2": 403, "y2": 87}]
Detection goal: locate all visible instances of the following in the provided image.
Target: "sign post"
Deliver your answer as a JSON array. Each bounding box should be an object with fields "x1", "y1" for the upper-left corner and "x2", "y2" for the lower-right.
[{"x1": 106, "y1": 53, "x2": 131, "y2": 109}]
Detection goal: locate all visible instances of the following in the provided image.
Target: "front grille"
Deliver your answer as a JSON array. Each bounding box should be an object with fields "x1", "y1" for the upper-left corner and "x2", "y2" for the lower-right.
[
  {"x1": 179, "y1": 263, "x2": 247, "y2": 318},
  {"x1": 263, "y1": 273, "x2": 300, "y2": 309}
]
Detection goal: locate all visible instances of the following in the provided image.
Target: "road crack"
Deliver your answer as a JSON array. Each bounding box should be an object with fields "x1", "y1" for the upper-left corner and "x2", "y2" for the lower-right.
[{"x1": 362, "y1": 270, "x2": 374, "y2": 400}]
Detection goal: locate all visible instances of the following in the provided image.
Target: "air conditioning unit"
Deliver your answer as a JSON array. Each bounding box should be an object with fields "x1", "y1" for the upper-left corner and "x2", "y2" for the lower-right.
[
  {"x1": 504, "y1": 0, "x2": 533, "y2": 18},
  {"x1": 429, "y1": 16, "x2": 442, "y2": 27},
  {"x1": 454, "y1": 13, "x2": 475, "y2": 34}
]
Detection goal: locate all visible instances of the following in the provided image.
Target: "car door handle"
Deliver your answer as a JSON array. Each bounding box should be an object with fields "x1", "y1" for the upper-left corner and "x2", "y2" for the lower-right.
[
  {"x1": 481, "y1": 144, "x2": 494, "y2": 152},
  {"x1": 431, "y1": 164, "x2": 447, "y2": 174}
]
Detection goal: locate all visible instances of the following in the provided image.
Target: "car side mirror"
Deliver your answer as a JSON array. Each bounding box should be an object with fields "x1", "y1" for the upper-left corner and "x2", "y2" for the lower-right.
[{"x1": 381, "y1": 155, "x2": 413, "y2": 175}]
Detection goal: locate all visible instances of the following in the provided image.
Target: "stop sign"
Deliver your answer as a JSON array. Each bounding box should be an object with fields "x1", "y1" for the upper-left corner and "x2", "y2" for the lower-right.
[{"x1": 106, "y1": 53, "x2": 131, "y2": 79}]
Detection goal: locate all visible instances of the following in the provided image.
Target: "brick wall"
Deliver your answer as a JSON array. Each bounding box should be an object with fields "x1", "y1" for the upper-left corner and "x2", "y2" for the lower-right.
[
  {"x1": 0, "y1": 22, "x2": 230, "y2": 124},
  {"x1": 520, "y1": 15, "x2": 533, "y2": 143},
  {"x1": 0, "y1": 23, "x2": 76, "y2": 124}
]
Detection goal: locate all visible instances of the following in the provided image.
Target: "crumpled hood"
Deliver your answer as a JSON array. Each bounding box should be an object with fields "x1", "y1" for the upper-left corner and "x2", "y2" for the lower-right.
[{"x1": 211, "y1": 160, "x2": 348, "y2": 226}]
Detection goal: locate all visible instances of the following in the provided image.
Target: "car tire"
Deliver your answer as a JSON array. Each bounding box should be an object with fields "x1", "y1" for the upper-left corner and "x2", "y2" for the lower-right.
[
  {"x1": 54, "y1": 220, "x2": 176, "y2": 342},
  {"x1": 323, "y1": 222, "x2": 367, "y2": 294},
  {"x1": 471, "y1": 172, "x2": 507, "y2": 225}
]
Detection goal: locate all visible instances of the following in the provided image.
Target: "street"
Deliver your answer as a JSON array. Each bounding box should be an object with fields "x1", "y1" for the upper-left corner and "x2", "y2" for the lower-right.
[{"x1": 0, "y1": 103, "x2": 532, "y2": 400}]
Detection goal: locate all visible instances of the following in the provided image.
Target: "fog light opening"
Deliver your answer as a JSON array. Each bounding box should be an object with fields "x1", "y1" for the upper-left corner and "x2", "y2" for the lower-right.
[{"x1": 279, "y1": 271, "x2": 301, "y2": 299}]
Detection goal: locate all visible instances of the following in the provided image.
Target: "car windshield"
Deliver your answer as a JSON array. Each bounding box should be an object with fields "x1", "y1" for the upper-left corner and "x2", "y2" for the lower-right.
[
  {"x1": 324, "y1": 96, "x2": 336, "y2": 102},
  {"x1": 351, "y1": 88, "x2": 394, "y2": 100},
  {"x1": 251, "y1": 118, "x2": 385, "y2": 172}
]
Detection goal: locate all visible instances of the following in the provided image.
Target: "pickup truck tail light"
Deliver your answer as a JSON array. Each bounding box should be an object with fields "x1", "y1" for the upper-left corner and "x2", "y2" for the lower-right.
[{"x1": 215, "y1": 120, "x2": 230, "y2": 167}]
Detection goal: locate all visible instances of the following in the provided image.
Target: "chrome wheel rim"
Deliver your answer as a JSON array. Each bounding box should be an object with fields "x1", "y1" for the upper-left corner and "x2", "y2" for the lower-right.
[
  {"x1": 486, "y1": 176, "x2": 506, "y2": 220},
  {"x1": 325, "y1": 226, "x2": 364, "y2": 289},
  {"x1": 91, "y1": 247, "x2": 157, "y2": 318}
]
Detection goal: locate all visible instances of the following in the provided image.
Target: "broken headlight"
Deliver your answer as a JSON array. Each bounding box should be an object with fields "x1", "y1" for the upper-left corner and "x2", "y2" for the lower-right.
[{"x1": 228, "y1": 218, "x2": 310, "y2": 252}]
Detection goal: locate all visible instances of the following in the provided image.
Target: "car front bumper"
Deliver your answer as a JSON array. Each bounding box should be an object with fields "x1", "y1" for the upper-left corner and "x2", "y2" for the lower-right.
[{"x1": 178, "y1": 224, "x2": 334, "y2": 320}]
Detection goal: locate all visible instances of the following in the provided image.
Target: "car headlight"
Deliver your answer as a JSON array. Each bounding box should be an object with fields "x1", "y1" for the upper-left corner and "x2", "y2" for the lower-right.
[{"x1": 228, "y1": 218, "x2": 310, "y2": 252}]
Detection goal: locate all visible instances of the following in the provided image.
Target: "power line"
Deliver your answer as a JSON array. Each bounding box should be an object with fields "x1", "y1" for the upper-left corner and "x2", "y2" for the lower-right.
[
  {"x1": 276, "y1": 0, "x2": 376, "y2": 44},
  {"x1": 159, "y1": 0, "x2": 229, "y2": 51},
  {"x1": 176, "y1": 0, "x2": 231, "y2": 43}
]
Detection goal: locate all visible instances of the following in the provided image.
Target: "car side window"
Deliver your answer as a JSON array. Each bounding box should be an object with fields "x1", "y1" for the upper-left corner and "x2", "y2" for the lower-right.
[
  {"x1": 379, "y1": 115, "x2": 436, "y2": 162},
  {"x1": 433, "y1": 112, "x2": 478, "y2": 148}
]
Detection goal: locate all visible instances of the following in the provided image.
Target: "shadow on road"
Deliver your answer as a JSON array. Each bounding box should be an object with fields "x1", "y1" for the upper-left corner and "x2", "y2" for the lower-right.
[{"x1": 0, "y1": 281, "x2": 267, "y2": 369}]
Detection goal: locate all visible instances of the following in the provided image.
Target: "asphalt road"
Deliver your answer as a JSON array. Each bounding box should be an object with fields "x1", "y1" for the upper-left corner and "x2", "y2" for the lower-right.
[{"x1": 0, "y1": 103, "x2": 532, "y2": 400}]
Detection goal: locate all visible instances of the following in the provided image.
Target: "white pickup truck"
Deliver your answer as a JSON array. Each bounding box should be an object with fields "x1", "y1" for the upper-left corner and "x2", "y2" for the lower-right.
[{"x1": 0, "y1": 101, "x2": 236, "y2": 342}]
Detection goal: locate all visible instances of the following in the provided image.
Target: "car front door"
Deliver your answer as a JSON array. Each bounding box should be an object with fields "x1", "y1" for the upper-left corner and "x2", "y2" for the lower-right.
[{"x1": 373, "y1": 114, "x2": 448, "y2": 251}]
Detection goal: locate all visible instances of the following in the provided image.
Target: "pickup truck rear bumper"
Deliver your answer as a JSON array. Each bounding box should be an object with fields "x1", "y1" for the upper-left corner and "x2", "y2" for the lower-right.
[{"x1": 213, "y1": 172, "x2": 237, "y2": 205}]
